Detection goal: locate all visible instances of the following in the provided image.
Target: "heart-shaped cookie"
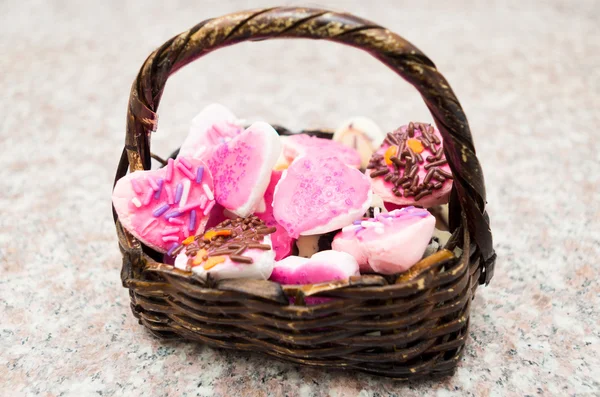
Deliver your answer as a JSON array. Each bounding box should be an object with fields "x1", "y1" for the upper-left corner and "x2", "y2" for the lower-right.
[
  {"x1": 173, "y1": 216, "x2": 277, "y2": 281},
  {"x1": 178, "y1": 103, "x2": 243, "y2": 160},
  {"x1": 332, "y1": 206, "x2": 436, "y2": 274},
  {"x1": 273, "y1": 154, "x2": 372, "y2": 237},
  {"x1": 206, "y1": 121, "x2": 282, "y2": 217},
  {"x1": 112, "y1": 157, "x2": 215, "y2": 253},
  {"x1": 367, "y1": 122, "x2": 453, "y2": 208}
]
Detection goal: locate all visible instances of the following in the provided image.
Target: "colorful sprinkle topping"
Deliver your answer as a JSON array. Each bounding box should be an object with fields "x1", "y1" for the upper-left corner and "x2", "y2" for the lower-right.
[
  {"x1": 384, "y1": 145, "x2": 398, "y2": 165},
  {"x1": 368, "y1": 123, "x2": 452, "y2": 200},
  {"x1": 189, "y1": 209, "x2": 197, "y2": 232},
  {"x1": 153, "y1": 178, "x2": 164, "y2": 200},
  {"x1": 176, "y1": 160, "x2": 195, "y2": 179},
  {"x1": 130, "y1": 179, "x2": 142, "y2": 195},
  {"x1": 195, "y1": 166, "x2": 204, "y2": 184},
  {"x1": 172, "y1": 216, "x2": 275, "y2": 267},
  {"x1": 148, "y1": 177, "x2": 159, "y2": 191},
  {"x1": 174, "y1": 182, "x2": 183, "y2": 204},
  {"x1": 203, "y1": 256, "x2": 226, "y2": 270},
  {"x1": 152, "y1": 203, "x2": 170, "y2": 217},
  {"x1": 166, "y1": 158, "x2": 174, "y2": 182},
  {"x1": 407, "y1": 138, "x2": 424, "y2": 154}
]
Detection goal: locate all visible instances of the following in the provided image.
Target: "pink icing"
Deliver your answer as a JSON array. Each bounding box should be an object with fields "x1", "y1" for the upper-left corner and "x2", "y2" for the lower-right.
[
  {"x1": 178, "y1": 104, "x2": 242, "y2": 160},
  {"x1": 112, "y1": 158, "x2": 214, "y2": 253},
  {"x1": 270, "y1": 251, "x2": 359, "y2": 304},
  {"x1": 255, "y1": 170, "x2": 294, "y2": 260},
  {"x1": 332, "y1": 207, "x2": 436, "y2": 274},
  {"x1": 368, "y1": 124, "x2": 453, "y2": 208},
  {"x1": 271, "y1": 262, "x2": 349, "y2": 285},
  {"x1": 206, "y1": 122, "x2": 281, "y2": 217},
  {"x1": 270, "y1": 251, "x2": 358, "y2": 284},
  {"x1": 273, "y1": 155, "x2": 371, "y2": 238},
  {"x1": 283, "y1": 134, "x2": 361, "y2": 168}
]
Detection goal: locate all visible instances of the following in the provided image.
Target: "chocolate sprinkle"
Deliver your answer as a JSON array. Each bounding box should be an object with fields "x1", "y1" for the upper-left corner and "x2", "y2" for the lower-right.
[
  {"x1": 436, "y1": 168, "x2": 454, "y2": 179},
  {"x1": 370, "y1": 168, "x2": 389, "y2": 178},
  {"x1": 424, "y1": 159, "x2": 448, "y2": 170},
  {"x1": 386, "y1": 132, "x2": 399, "y2": 145},
  {"x1": 433, "y1": 173, "x2": 446, "y2": 182},
  {"x1": 181, "y1": 216, "x2": 275, "y2": 266},
  {"x1": 229, "y1": 255, "x2": 253, "y2": 263},
  {"x1": 423, "y1": 168, "x2": 436, "y2": 184},
  {"x1": 366, "y1": 121, "x2": 453, "y2": 198},
  {"x1": 415, "y1": 189, "x2": 433, "y2": 201},
  {"x1": 415, "y1": 152, "x2": 423, "y2": 164}
]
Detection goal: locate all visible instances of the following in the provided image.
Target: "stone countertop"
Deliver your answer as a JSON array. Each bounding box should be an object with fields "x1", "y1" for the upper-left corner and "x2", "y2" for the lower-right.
[{"x1": 1, "y1": 0, "x2": 599, "y2": 395}]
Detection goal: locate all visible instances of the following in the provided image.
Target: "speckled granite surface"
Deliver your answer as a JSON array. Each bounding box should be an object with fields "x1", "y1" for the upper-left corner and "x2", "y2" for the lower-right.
[{"x1": 1, "y1": 0, "x2": 599, "y2": 395}]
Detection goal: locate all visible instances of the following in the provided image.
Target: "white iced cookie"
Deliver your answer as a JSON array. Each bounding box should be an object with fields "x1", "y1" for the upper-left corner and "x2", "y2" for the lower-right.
[
  {"x1": 332, "y1": 206, "x2": 436, "y2": 274},
  {"x1": 334, "y1": 117, "x2": 385, "y2": 169},
  {"x1": 270, "y1": 250, "x2": 359, "y2": 285},
  {"x1": 172, "y1": 216, "x2": 277, "y2": 281}
]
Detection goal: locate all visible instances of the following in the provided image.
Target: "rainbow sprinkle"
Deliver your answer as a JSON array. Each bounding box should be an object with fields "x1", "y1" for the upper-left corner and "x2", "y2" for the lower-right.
[
  {"x1": 199, "y1": 195, "x2": 208, "y2": 209},
  {"x1": 152, "y1": 203, "x2": 170, "y2": 217},
  {"x1": 142, "y1": 188, "x2": 153, "y2": 206},
  {"x1": 189, "y1": 209, "x2": 196, "y2": 231},
  {"x1": 162, "y1": 235, "x2": 179, "y2": 242},
  {"x1": 164, "y1": 209, "x2": 182, "y2": 219},
  {"x1": 148, "y1": 177, "x2": 159, "y2": 191},
  {"x1": 167, "y1": 243, "x2": 179, "y2": 256},
  {"x1": 203, "y1": 200, "x2": 215, "y2": 216},
  {"x1": 166, "y1": 158, "x2": 174, "y2": 182},
  {"x1": 202, "y1": 183, "x2": 214, "y2": 200},
  {"x1": 179, "y1": 157, "x2": 192, "y2": 169},
  {"x1": 131, "y1": 197, "x2": 142, "y2": 208},
  {"x1": 195, "y1": 166, "x2": 204, "y2": 183},
  {"x1": 153, "y1": 178, "x2": 164, "y2": 200},
  {"x1": 165, "y1": 185, "x2": 174, "y2": 205},
  {"x1": 176, "y1": 161, "x2": 195, "y2": 179},
  {"x1": 161, "y1": 226, "x2": 180, "y2": 236},
  {"x1": 174, "y1": 183, "x2": 183, "y2": 204},
  {"x1": 130, "y1": 179, "x2": 142, "y2": 194},
  {"x1": 179, "y1": 179, "x2": 191, "y2": 208},
  {"x1": 168, "y1": 217, "x2": 185, "y2": 225}
]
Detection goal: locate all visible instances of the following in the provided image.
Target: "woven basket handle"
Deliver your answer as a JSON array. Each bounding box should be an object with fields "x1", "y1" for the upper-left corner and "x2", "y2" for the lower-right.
[{"x1": 117, "y1": 7, "x2": 495, "y2": 284}]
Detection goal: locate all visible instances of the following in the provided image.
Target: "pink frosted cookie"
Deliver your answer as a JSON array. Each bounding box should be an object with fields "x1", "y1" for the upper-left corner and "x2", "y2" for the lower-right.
[
  {"x1": 206, "y1": 122, "x2": 282, "y2": 217},
  {"x1": 112, "y1": 157, "x2": 215, "y2": 253},
  {"x1": 273, "y1": 155, "x2": 372, "y2": 238},
  {"x1": 332, "y1": 206, "x2": 435, "y2": 274},
  {"x1": 282, "y1": 134, "x2": 361, "y2": 168},
  {"x1": 270, "y1": 250, "x2": 359, "y2": 285},
  {"x1": 255, "y1": 170, "x2": 294, "y2": 260},
  {"x1": 173, "y1": 216, "x2": 276, "y2": 280},
  {"x1": 367, "y1": 122, "x2": 453, "y2": 208},
  {"x1": 179, "y1": 103, "x2": 243, "y2": 159}
]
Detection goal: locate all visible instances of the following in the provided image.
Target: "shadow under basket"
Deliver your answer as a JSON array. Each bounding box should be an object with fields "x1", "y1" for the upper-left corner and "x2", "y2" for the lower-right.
[{"x1": 113, "y1": 7, "x2": 497, "y2": 380}]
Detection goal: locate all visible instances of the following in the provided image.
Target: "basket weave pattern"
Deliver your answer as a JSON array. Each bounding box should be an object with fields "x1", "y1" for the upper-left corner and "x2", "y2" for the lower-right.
[{"x1": 114, "y1": 7, "x2": 496, "y2": 379}]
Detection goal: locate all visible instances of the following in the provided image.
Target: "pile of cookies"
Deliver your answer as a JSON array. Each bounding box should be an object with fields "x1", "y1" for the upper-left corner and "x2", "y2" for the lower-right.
[{"x1": 112, "y1": 104, "x2": 453, "y2": 285}]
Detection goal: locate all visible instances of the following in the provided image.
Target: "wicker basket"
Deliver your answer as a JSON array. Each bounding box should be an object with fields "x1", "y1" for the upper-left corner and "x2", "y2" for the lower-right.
[{"x1": 114, "y1": 7, "x2": 496, "y2": 380}]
